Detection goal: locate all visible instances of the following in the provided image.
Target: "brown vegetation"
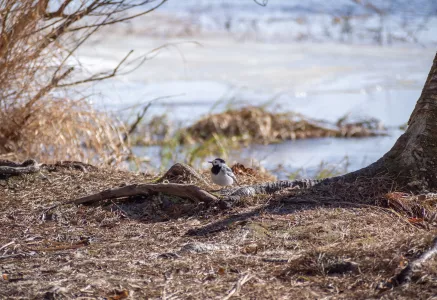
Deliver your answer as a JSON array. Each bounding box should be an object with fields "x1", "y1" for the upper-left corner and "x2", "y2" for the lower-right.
[
  {"x1": 181, "y1": 106, "x2": 386, "y2": 145},
  {"x1": 0, "y1": 0, "x2": 165, "y2": 164}
]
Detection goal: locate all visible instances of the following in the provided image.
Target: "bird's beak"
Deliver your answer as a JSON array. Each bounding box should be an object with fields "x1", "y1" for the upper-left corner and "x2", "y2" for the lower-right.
[{"x1": 208, "y1": 161, "x2": 213, "y2": 164}]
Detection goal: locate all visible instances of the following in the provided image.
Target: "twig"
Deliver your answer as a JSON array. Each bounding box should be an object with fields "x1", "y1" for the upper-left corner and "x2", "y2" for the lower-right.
[
  {"x1": 69, "y1": 0, "x2": 169, "y2": 32},
  {"x1": 122, "y1": 93, "x2": 185, "y2": 142},
  {"x1": 123, "y1": 101, "x2": 154, "y2": 142},
  {"x1": 56, "y1": 50, "x2": 133, "y2": 88},
  {"x1": 222, "y1": 273, "x2": 253, "y2": 300},
  {"x1": 28, "y1": 241, "x2": 88, "y2": 252},
  {"x1": 253, "y1": 0, "x2": 268, "y2": 6},
  {"x1": 389, "y1": 236, "x2": 437, "y2": 286},
  {"x1": 0, "y1": 241, "x2": 15, "y2": 252},
  {"x1": 0, "y1": 253, "x2": 25, "y2": 260}
]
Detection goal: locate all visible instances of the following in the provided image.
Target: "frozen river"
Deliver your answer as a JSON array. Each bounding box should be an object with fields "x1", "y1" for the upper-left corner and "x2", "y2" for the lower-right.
[{"x1": 76, "y1": 1, "x2": 437, "y2": 177}]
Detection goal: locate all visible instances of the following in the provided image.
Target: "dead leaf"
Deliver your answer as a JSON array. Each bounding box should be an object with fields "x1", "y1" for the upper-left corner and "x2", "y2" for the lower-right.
[
  {"x1": 407, "y1": 217, "x2": 424, "y2": 224},
  {"x1": 231, "y1": 163, "x2": 257, "y2": 176},
  {"x1": 109, "y1": 289, "x2": 129, "y2": 300},
  {"x1": 385, "y1": 192, "x2": 409, "y2": 201},
  {"x1": 241, "y1": 243, "x2": 259, "y2": 254}
]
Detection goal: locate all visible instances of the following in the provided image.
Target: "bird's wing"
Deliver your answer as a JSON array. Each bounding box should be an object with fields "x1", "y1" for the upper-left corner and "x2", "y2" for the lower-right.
[{"x1": 221, "y1": 165, "x2": 239, "y2": 185}]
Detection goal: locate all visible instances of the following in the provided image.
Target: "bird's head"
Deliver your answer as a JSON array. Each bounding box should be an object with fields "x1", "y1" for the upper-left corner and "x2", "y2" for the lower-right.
[{"x1": 208, "y1": 158, "x2": 226, "y2": 167}]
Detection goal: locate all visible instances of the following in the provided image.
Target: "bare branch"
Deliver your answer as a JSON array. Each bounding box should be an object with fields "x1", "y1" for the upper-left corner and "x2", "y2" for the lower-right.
[
  {"x1": 253, "y1": 0, "x2": 268, "y2": 6},
  {"x1": 56, "y1": 50, "x2": 133, "y2": 88},
  {"x1": 69, "y1": 0, "x2": 168, "y2": 31},
  {"x1": 44, "y1": 0, "x2": 74, "y2": 18}
]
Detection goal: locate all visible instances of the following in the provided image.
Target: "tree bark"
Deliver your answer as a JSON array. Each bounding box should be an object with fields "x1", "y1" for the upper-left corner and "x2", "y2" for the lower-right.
[
  {"x1": 367, "y1": 52, "x2": 437, "y2": 191},
  {"x1": 316, "y1": 52, "x2": 437, "y2": 192}
]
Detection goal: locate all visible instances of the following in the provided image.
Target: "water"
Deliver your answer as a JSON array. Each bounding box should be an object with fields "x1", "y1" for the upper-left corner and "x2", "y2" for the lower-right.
[{"x1": 76, "y1": 1, "x2": 437, "y2": 178}]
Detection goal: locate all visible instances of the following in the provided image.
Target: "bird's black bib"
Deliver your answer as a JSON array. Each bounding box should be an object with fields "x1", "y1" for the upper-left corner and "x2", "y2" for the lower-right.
[{"x1": 211, "y1": 165, "x2": 221, "y2": 175}]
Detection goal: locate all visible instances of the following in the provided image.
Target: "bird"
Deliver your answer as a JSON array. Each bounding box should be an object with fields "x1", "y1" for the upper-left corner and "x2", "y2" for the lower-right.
[{"x1": 208, "y1": 158, "x2": 239, "y2": 186}]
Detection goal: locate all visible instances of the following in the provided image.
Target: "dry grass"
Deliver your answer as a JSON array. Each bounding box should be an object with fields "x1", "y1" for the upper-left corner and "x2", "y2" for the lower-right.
[
  {"x1": 0, "y1": 97, "x2": 130, "y2": 164},
  {"x1": 1, "y1": 167, "x2": 437, "y2": 299}
]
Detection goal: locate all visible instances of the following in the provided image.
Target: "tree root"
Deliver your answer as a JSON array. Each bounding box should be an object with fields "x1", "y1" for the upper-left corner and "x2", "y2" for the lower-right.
[
  {"x1": 389, "y1": 236, "x2": 437, "y2": 287},
  {"x1": 221, "y1": 179, "x2": 324, "y2": 196}
]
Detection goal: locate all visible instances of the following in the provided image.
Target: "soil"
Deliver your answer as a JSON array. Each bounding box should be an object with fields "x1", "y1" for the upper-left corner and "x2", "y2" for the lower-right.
[{"x1": 1, "y1": 166, "x2": 436, "y2": 299}]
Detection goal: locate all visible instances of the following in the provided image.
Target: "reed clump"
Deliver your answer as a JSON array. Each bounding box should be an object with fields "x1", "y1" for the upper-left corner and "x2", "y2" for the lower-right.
[
  {"x1": 180, "y1": 106, "x2": 385, "y2": 145},
  {"x1": 0, "y1": 97, "x2": 129, "y2": 164}
]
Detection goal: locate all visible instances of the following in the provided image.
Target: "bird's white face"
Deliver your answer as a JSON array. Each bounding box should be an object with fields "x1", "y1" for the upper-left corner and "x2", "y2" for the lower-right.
[{"x1": 209, "y1": 158, "x2": 225, "y2": 167}]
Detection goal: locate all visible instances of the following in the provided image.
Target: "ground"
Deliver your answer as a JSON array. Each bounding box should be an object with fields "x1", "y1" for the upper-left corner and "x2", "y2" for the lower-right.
[{"x1": 1, "y1": 166, "x2": 437, "y2": 299}]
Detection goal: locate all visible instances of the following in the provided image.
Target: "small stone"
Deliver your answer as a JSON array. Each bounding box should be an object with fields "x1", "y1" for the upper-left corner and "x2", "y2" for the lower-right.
[{"x1": 179, "y1": 242, "x2": 229, "y2": 253}]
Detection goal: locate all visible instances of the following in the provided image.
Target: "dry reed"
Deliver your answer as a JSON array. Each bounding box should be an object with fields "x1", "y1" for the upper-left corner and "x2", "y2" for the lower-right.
[{"x1": 0, "y1": 0, "x2": 166, "y2": 164}]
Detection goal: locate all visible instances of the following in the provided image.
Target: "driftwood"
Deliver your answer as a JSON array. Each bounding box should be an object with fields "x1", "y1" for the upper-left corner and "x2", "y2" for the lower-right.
[
  {"x1": 0, "y1": 159, "x2": 40, "y2": 176},
  {"x1": 390, "y1": 236, "x2": 437, "y2": 287}
]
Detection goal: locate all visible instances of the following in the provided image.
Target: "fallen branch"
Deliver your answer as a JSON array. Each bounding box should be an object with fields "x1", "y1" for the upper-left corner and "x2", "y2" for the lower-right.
[
  {"x1": 390, "y1": 236, "x2": 437, "y2": 286},
  {"x1": 0, "y1": 159, "x2": 40, "y2": 176},
  {"x1": 47, "y1": 183, "x2": 218, "y2": 212}
]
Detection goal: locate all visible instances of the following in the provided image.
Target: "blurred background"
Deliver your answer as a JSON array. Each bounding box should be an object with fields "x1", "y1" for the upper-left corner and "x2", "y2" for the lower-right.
[{"x1": 49, "y1": 1, "x2": 437, "y2": 178}]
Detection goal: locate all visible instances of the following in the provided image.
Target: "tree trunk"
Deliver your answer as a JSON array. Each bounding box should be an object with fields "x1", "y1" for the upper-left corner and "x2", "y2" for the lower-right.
[{"x1": 349, "y1": 52, "x2": 437, "y2": 191}]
